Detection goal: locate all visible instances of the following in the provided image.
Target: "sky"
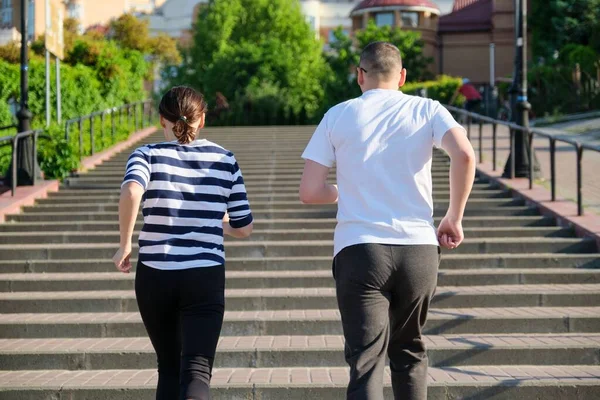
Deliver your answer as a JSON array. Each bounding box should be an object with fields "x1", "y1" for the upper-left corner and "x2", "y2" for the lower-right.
[{"x1": 437, "y1": 0, "x2": 455, "y2": 15}]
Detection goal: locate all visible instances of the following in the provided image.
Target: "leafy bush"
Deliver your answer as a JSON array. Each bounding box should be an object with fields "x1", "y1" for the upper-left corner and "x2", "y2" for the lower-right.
[
  {"x1": 38, "y1": 125, "x2": 79, "y2": 180},
  {"x1": 402, "y1": 76, "x2": 464, "y2": 105}
]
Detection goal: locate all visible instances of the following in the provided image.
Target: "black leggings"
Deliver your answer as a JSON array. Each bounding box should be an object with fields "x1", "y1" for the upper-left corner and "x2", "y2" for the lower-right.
[{"x1": 135, "y1": 262, "x2": 225, "y2": 400}]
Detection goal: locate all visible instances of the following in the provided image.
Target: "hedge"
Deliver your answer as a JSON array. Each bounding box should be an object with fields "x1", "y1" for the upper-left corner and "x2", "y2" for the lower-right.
[{"x1": 402, "y1": 75, "x2": 464, "y2": 105}]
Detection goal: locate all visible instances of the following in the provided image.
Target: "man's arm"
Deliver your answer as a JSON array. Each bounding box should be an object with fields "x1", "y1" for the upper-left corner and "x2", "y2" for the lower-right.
[
  {"x1": 438, "y1": 127, "x2": 476, "y2": 249},
  {"x1": 299, "y1": 160, "x2": 338, "y2": 204}
]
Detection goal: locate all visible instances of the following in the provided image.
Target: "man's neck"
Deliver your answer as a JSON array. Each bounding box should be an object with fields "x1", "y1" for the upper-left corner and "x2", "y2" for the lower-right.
[{"x1": 361, "y1": 83, "x2": 399, "y2": 92}]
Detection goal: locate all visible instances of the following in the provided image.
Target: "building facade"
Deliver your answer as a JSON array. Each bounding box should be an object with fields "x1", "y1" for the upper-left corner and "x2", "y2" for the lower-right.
[
  {"x1": 350, "y1": 0, "x2": 524, "y2": 84},
  {"x1": 0, "y1": 0, "x2": 163, "y2": 43},
  {"x1": 142, "y1": 0, "x2": 207, "y2": 44},
  {"x1": 350, "y1": 0, "x2": 441, "y2": 72}
]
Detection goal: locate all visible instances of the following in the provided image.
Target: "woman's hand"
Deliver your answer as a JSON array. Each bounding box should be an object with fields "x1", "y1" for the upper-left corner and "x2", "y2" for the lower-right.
[{"x1": 113, "y1": 245, "x2": 133, "y2": 273}]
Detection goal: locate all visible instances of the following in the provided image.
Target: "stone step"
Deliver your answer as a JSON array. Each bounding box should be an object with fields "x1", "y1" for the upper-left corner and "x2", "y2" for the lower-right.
[
  {"x1": 1, "y1": 366, "x2": 599, "y2": 400},
  {"x1": 0, "y1": 307, "x2": 598, "y2": 338},
  {"x1": 5, "y1": 206, "x2": 541, "y2": 223},
  {"x1": 0, "y1": 285, "x2": 599, "y2": 313},
  {"x1": 1, "y1": 269, "x2": 599, "y2": 292},
  {"x1": 44, "y1": 187, "x2": 505, "y2": 199},
  {"x1": 2, "y1": 365, "x2": 598, "y2": 400},
  {"x1": 58, "y1": 181, "x2": 493, "y2": 191},
  {"x1": 20, "y1": 199, "x2": 527, "y2": 214},
  {"x1": 0, "y1": 227, "x2": 576, "y2": 245},
  {"x1": 1, "y1": 254, "x2": 598, "y2": 274},
  {"x1": 53, "y1": 181, "x2": 496, "y2": 194},
  {"x1": 79, "y1": 169, "x2": 452, "y2": 179},
  {"x1": 0, "y1": 216, "x2": 557, "y2": 234},
  {"x1": 0, "y1": 334, "x2": 598, "y2": 370},
  {"x1": 34, "y1": 190, "x2": 511, "y2": 207},
  {"x1": 0, "y1": 238, "x2": 594, "y2": 260}
]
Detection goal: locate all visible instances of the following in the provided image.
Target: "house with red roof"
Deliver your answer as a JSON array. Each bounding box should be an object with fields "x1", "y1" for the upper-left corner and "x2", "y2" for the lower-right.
[{"x1": 349, "y1": 0, "x2": 527, "y2": 83}]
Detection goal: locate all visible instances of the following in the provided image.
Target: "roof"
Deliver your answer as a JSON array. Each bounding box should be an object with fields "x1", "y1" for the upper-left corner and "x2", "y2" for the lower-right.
[
  {"x1": 352, "y1": 0, "x2": 440, "y2": 14},
  {"x1": 438, "y1": 0, "x2": 493, "y2": 33},
  {"x1": 452, "y1": 0, "x2": 480, "y2": 12}
]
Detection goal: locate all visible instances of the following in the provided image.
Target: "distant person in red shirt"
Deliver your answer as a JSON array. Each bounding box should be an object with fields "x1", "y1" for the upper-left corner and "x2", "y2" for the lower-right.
[{"x1": 451, "y1": 78, "x2": 482, "y2": 113}]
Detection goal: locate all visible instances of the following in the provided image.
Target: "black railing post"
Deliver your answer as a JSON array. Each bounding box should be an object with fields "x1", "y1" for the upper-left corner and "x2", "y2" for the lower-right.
[
  {"x1": 101, "y1": 113, "x2": 105, "y2": 146},
  {"x1": 577, "y1": 145, "x2": 584, "y2": 216},
  {"x1": 528, "y1": 130, "x2": 534, "y2": 189},
  {"x1": 467, "y1": 115, "x2": 472, "y2": 141},
  {"x1": 11, "y1": 137, "x2": 18, "y2": 196},
  {"x1": 478, "y1": 120, "x2": 483, "y2": 163},
  {"x1": 90, "y1": 117, "x2": 95, "y2": 155},
  {"x1": 32, "y1": 131, "x2": 38, "y2": 186},
  {"x1": 111, "y1": 108, "x2": 116, "y2": 141},
  {"x1": 550, "y1": 139, "x2": 556, "y2": 201},
  {"x1": 134, "y1": 103, "x2": 138, "y2": 131},
  {"x1": 78, "y1": 118, "x2": 83, "y2": 161},
  {"x1": 492, "y1": 123, "x2": 497, "y2": 171},
  {"x1": 510, "y1": 129, "x2": 516, "y2": 180}
]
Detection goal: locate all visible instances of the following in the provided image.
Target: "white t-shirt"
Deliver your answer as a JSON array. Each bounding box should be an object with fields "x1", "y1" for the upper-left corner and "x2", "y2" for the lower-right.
[{"x1": 302, "y1": 89, "x2": 465, "y2": 257}]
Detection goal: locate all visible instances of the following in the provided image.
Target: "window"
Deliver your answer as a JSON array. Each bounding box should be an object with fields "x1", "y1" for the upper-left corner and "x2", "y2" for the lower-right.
[
  {"x1": 402, "y1": 12, "x2": 419, "y2": 28},
  {"x1": 375, "y1": 12, "x2": 394, "y2": 27},
  {"x1": 328, "y1": 29, "x2": 348, "y2": 44},
  {"x1": 27, "y1": 0, "x2": 33, "y2": 38},
  {"x1": 1, "y1": 0, "x2": 12, "y2": 26}
]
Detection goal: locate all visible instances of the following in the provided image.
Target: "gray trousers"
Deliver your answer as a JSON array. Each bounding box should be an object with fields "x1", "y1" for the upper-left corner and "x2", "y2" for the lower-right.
[{"x1": 333, "y1": 243, "x2": 440, "y2": 400}]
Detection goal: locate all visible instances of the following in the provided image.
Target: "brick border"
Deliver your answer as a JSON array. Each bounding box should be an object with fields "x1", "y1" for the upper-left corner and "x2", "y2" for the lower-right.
[
  {"x1": 0, "y1": 126, "x2": 158, "y2": 223},
  {"x1": 477, "y1": 161, "x2": 600, "y2": 247}
]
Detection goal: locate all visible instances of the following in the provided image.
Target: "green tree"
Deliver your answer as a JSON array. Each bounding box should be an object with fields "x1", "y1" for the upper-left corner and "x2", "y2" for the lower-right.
[
  {"x1": 531, "y1": 0, "x2": 600, "y2": 60},
  {"x1": 173, "y1": 0, "x2": 328, "y2": 124},
  {"x1": 322, "y1": 21, "x2": 433, "y2": 110},
  {"x1": 355, "y1": 21, "x2": 433, "y2": 81},
  {"x1": 110, "y1": 14, "x2": 181, "y2": 65}
]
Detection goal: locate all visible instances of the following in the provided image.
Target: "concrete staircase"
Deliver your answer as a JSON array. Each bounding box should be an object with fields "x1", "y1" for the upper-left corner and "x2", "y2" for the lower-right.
[{"x1": 0, "y1": 126, "x2": 599, "y2": 399}]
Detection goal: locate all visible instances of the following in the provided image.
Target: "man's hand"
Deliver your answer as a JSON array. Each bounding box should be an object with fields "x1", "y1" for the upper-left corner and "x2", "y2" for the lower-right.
[
  {"x1": 437, "y1": 215, "x2": 464, "y2": 250},
  {"x1": 113, "y1": 245, "x2": 133, "y2": 273}
]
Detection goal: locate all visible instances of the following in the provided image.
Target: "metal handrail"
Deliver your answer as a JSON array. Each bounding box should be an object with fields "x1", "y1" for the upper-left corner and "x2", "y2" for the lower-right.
[
  {"x1": 445, "y1": 105, "x2": 599, "y2": 216},
  {"x1": 64, "y1": 100, "x2": 153, "y2": 160},
  {"x1": 0, "y1": 130, "x2": 49, "y2": 196}
]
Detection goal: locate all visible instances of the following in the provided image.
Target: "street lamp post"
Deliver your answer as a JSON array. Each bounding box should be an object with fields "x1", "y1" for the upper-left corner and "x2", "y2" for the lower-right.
[
  {"x1": 503, "y1": 0, "x2": 538, "y2": 178},
  {"x1": 11, "y1": 0, "x2": 38, "y2": 186}
]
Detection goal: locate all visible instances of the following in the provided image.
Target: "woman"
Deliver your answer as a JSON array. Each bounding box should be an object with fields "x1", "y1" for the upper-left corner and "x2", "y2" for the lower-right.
[{"x1": 112, "y1": 86, "x2": 253, "y2": 400}]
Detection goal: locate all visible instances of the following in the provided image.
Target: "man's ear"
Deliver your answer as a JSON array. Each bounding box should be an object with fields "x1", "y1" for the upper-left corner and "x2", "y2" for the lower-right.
[
  {"x1": 159, "y1": 115, "x2": 166, "y2": 128},
  {"x1": 398, "y1": 68, "x2": 407, "y2": 88},
  {"x1": 357, "y1": 69, "x2": 364, "y2": 86}
]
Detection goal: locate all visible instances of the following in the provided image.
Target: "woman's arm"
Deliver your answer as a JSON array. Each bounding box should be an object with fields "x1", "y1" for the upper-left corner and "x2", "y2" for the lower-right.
[
  {"x1": 113, "y1": 182, "x2": 145, "y2": 273},
  {"x1": 223, "y1": 212, "x2": 253, "y2": 238}
]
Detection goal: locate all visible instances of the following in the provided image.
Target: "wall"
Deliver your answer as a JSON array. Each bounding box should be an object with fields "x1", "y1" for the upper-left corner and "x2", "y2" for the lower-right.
[{"x1": 145, "y1": 0, "x2": 207, "y2": 40}]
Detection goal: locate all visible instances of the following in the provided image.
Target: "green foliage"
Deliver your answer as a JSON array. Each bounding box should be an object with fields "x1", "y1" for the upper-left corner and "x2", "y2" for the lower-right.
[
  {"x1": 169, "y1": 0, "x2": 328, "y2": 125},
  {"x1": 321, "y1": 21, "x2": 433, "y2": 111},
  {"x1": 354, "y1": 20, "x2": 433, "y2": 81},
  {"x1": 402, "y1": 75, "x2": 464, "y2": 105},
  {"x1": 38, "y1": 125, "x2": 79, "y2": 180},
  {"x1": 110, "y1": 14, "x2": 182, "y2": 65},
  {"x1": 531, "y1": 0, "x2": 600, "y2": 60}
]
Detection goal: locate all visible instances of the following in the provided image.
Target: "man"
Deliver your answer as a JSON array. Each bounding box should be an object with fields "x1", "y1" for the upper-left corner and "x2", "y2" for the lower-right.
[
  {"x1": 450, "y1": 78, "x2": 482, "y2": 113},
  {"x1": 299, "y1": 42, "x2": 476, "y2": 400}
]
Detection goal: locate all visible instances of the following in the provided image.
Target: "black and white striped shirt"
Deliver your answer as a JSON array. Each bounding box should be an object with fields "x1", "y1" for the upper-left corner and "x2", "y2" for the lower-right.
[{"x1": 122, "y1": 140, "x2": 253, "y2": 270}]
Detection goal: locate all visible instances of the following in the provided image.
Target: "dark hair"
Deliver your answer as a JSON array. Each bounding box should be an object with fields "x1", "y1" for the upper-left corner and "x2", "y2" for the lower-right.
[
  {"x1": 158, "y1": 86, "x2": 208, "y2": 144},
  {"x1": 359, "y1": 41, "x2": 403, "y2": 79}
]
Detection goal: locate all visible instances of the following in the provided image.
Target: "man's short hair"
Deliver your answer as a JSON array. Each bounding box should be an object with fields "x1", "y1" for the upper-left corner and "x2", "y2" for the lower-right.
[{"x1": 359, "y1": 42, "x2": 403, "y2": 80}]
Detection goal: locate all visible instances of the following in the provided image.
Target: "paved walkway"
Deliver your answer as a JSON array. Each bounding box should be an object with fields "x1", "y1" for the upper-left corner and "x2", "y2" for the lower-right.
[{"x1": 466, "y1": 122, "x2": 600, "y2": 215}]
